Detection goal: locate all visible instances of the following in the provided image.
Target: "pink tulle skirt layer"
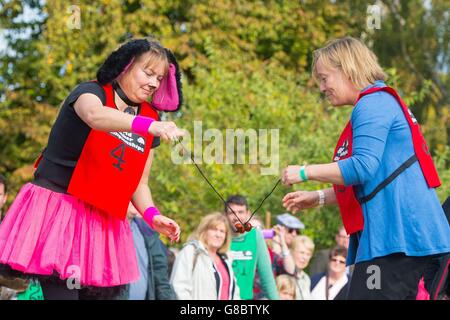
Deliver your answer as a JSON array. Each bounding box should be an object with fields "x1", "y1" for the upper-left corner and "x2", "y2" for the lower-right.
[{"x1": 0, "y1": 183, "x2": 139, "y2": 287}]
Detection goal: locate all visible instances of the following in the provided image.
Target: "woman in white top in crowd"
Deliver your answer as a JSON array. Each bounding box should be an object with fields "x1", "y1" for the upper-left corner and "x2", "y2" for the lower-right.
[
  {"x1": 282, "y1": 235, "x2": 315, "y2": 300},
  {"x1": 311, "y1": 246, "x2": 350, "y2": 300},
  {"x1": 170, "y1": 212, "x2": 240, "y2": 300}
]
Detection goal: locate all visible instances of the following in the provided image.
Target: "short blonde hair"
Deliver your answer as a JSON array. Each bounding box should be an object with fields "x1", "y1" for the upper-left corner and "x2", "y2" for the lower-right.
[
  {"x1": 191, "y1": 212, "x2": 232, "y2": 255},
  {"x1": 291, "y1": 235, "x2": 315, "y2": 254},
  {"x1": 276, "y1": 274, "x2": 297, "y2": 299},
  {"x1": 312, "y1": 37, "x2": 387, "y2": 90}
]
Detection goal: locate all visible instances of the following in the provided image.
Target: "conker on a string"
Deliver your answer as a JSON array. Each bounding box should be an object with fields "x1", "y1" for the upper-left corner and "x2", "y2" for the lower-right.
[{"x1": 235, "y1": 222, "x2": 245, "y2": 233}]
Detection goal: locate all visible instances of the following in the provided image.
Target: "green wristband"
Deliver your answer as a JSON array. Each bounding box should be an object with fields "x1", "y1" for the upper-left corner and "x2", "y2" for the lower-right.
[{"x1": 299, "y1": 165, "x2": 308, "y2": 182}]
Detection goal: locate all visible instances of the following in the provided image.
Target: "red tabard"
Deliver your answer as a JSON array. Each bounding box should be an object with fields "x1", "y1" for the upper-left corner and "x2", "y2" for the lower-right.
[
  {"x1": 67, "y1": 82, "x2": 158, "y2": 220},
  {"x1": 333, "y1": 86, "x2": 441, "y2": 235}
]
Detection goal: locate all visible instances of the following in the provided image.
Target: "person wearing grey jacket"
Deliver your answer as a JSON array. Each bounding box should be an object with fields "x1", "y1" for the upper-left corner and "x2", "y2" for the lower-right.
[{"x1": 124, "y1": 204, "x2": 176, "y2": 300}]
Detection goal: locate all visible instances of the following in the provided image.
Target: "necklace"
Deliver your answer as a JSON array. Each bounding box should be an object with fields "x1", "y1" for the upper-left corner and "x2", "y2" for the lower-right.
[{"x1": 123, "y1": 106, "x2": 136, "y2": 115}]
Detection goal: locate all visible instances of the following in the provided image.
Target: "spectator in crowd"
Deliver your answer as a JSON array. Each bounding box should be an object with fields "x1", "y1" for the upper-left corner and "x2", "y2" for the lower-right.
[
  {"x1": 276, "y1": 274, "x2": 297, "y2": 300},
  {"x1": 271, "y1": 213, "x2": 305, "y2": 276},
  {"x1": 309, "y1": 226, "x2": 350, "y2": 276},
  {"x1": 282, "y1": 235, "x2": 315, "y2": 300},
  {"x1": 311, "y1": 246, "x2": 350, "y2": 300},
  {"x1": 125, "y1": 203, "x2": 176, "y2": 300},
  {"x1": 272, "y1": 213, "x2": 305, "y2": 256},
  {"x1": 224, "y1": 195, "x2": 279, "y2": 300},
  {"x1": 0, "y1": 174, "x2": 7, "y2": 223},
  {"x1": 171, "y1": 212, "x2": 240, "y2": 300}
]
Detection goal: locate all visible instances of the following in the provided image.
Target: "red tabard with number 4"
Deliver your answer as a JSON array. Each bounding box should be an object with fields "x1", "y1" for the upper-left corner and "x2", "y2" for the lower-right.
[{"x1": 67, "y1": 82, "x2": 158, "y2": 220}]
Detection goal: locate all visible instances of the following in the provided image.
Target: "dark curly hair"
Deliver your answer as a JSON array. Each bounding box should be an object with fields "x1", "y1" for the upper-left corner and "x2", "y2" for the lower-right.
[{"x1": 96, "y1": 38, "x2": 167, "y2": 85}]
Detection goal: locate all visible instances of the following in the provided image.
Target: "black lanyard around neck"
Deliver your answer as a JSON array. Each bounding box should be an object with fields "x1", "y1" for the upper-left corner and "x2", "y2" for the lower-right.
[{"x1": 112, "y1": 80, "x2": 140, "y2": 107}]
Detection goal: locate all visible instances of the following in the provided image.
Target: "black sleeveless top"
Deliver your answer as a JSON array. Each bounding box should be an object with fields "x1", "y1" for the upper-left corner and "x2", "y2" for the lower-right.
[{"x1": 34, "y1": 82, "x2": 160, "y2": 193}]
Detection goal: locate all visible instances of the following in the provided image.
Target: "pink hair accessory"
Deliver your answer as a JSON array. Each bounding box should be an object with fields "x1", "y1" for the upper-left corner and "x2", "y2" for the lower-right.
[{"x1": 152, "y1": 63, "x2": 179, "y2": 111}]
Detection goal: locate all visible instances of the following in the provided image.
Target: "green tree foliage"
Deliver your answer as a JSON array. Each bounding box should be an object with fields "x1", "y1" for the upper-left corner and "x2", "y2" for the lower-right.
[
  {"x1": 370, "y1": 0, "x2": 450, "y2": 150},
  {"x1": 0, "y1": 0, "x2": 448, "y2": 248}
]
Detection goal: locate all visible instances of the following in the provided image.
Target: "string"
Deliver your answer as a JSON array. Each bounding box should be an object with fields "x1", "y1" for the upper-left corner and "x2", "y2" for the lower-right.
[{"x1": 174, "y1": 138, "x2": 281, "y2": 227}]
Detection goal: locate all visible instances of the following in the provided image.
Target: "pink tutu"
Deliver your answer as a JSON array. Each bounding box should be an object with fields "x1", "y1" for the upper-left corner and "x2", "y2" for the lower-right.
[{"x1": 0, "y1": 183, "x2": 139, "y2": 287}]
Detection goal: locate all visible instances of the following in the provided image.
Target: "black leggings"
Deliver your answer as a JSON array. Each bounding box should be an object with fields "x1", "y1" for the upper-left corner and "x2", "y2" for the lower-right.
[
  {"x1": 41, "y1": 281, "x2": 79, "y2": 300},
  {"x1": 1, "y1": 264, "x2": 126, "y2": 300},
  {"x1": 40, "y1": 278, "x2": 127, "y2": 300},
  {"x1": 347, "y1": 253, "x2": 433, "y2": 300}
]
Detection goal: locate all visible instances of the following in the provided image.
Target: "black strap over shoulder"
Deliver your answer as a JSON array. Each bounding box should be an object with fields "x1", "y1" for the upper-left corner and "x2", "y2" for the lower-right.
[{"x1": 359, "y1": 154, "x2": 418, "y2": 204}]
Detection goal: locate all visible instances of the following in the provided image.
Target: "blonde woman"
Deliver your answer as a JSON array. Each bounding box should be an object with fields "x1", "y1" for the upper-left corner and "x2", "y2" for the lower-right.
[
  {"x1": 170, "y1": 213, "x2": 240, "y2": 300},
  {"x1": 281, "y1": 37, "x2": 450, "y2": 299},
  {"x1": 276, "y1": 274, "x2": 296, "y2": 300},
  {"x1": 282, "y1": 235, "x2": 314, "y2": 300}
]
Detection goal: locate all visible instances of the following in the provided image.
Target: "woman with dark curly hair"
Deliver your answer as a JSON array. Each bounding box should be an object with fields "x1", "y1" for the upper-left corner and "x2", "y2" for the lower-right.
[{"x1": 0, "y1": 38, "x2": 185, "y2": 299}]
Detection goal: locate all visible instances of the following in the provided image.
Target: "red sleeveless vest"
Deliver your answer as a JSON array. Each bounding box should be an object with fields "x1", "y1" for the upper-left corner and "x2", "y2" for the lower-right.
[
  {"x1": 333, "y1": 86, "x2": 441, "y2": 235},
  {"x1": 66, "y1": 82, "x2": 158, "y2": 220}
]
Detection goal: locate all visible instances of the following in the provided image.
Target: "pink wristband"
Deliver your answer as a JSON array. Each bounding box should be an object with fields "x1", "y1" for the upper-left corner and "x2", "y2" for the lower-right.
[
  {"x1": 143, "y1": 206, "x2": 161, "y2": 229},
  {"x1": 132, "y1": 116, "x2": 154, "y2": 135}
]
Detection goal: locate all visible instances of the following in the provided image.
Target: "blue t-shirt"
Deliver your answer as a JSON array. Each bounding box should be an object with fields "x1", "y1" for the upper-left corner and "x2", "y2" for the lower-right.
[{"x1": 337, "y1": 81, "x2": 450, "y2": 264}]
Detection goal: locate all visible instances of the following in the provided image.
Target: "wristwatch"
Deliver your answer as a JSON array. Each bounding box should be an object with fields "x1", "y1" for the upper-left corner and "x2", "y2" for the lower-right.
[{"x1": 317, "y1": 189, "x2": 325, "y2": 207}]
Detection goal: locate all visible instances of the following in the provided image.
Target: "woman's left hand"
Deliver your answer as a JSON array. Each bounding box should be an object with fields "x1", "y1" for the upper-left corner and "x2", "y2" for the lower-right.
[
  {"x1": 281, "y1": 165, "x2": 302, "y2": 186},
  {"x1": 151, "y1": 215, "x2": 181, "y2": 243}
]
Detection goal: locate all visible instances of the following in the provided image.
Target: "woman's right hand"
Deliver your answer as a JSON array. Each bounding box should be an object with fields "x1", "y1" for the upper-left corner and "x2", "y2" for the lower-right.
[
  {"x1": 282, "y1": 190, "x2": 319, "y2": 214},
  {"x1": 148, "y1": 121, "x2": 186, "y2": 142}
]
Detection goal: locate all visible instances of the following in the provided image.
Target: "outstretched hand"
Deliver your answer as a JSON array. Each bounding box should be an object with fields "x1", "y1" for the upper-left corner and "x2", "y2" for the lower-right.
[
  {"x1": 151, "y1": 215, "x2": 181, "y2": 243},
  {"x1": 282, "y1": 190, "x2": 319, "y2": 213},
  {"x1": 149, "y1": 121, "x2": 186, "y2": 142}
]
